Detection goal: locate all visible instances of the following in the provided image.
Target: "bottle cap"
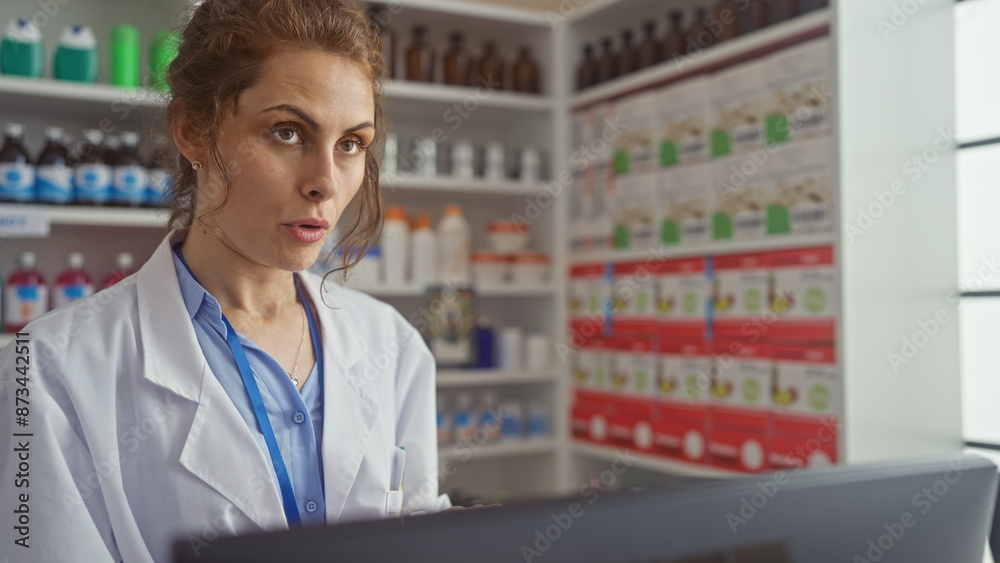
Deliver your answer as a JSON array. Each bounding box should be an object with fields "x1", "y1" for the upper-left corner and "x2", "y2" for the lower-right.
[
  {"x1": 18, "y1": 252, "x2": 35, "y2": 268},
  {"x1": 105, "y1": 136, "x2": 121, "y2": 150},
  {"x1": 385, "y1": 205, "x2": 408, "y2": 222},
  {"x1": 111, "y1": 24, "x2": 140, "y2": 45},
  {"x1": 414, "y1": 211, "x2": 432, "y2": 230},
  {"x1": 121, "y1": 131, "x2": 139, "y2": 147},
  {"x1": 82, "y1": 129, "x2": 103, "y2": 145},
  {"x1": 67, "y1": 252, "x2": 84, "y2": 268},
  {"x1": 116, "y1": 252, "x2": 134, "y2": 269},
  {"x1": 444, "y1": 204, "x2": 463, "y2": 217},
  {"x1": 6, "y1": 18, "x2": 41, "y2": 43},
  {"x1": 45, "y1": 127, "x2": 64, "y2": 141},
  {"x1": 58, "y1": 24, "x2": 97, "y2": 49},
  {"x1": 5, "y1": 123, "x2": 25, "y2": 138}
]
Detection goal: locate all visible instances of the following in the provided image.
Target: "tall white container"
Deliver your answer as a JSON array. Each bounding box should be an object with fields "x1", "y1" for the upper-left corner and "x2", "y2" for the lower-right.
[
  {"x1": 381, "y1": 205, "x2": 410, "y2": 286},
  {"x1": 437, "y1": 204, "x2": 472, "y2": 285},
  {"x1": 412, "y1": 212, "x2": 438, "y2": 286}
]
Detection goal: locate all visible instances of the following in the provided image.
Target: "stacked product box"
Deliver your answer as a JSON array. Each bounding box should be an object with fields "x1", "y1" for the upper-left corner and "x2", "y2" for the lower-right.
[
  {"x1": 655, "y1": 257, "x2": 711, "y2": 340},
  {"x1": 769, "y1": 246, "x2": 837, "y2": 342},
  {"x1": 569, "y1": 263, "x2": 611, "y2": 338},
  {"x1": 764, "y1": 37, "x2": 831, "y2": 146},
  {"x1": 571, "y1": 337, "x2": 612, "y2": 444},
  {"x1": 709, "y1": 59, "x2": 768, "y2": 159},
  {"x1": 658, "y1": 76, "x2": 712, "y2": 168},
  {"x1": 769, "y1": 344, "x2": 839, "y2": 469},
  {"x1": 707, "y1": 342, "x2": 773, "y2": 473},
  {"x1": 713, "y1": 252, "x2": 771, "y2": 340},
  {"x1": 614, "y1": 90, "x2": 660, "y2": 176},
  {"x1": 654, "y1": 340, "x2": 712, "y2": 464},
  {"x1": 605, "y1": 338, "x2": 658, "y2": 452},
  {"x1": 658, "y1": 163, "x2": 712, "y2": 246},
  {"x1": 611, "y1": 260, "x2": 658, "y2": 334},
  {"x1": 612, "y1": 172, "x2": 658, "y2": 250}
]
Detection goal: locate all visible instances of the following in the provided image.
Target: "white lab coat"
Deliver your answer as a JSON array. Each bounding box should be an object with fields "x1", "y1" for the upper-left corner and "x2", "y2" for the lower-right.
[{"x1": 0, "y1": 228, "x2": 450, "y2": 562}]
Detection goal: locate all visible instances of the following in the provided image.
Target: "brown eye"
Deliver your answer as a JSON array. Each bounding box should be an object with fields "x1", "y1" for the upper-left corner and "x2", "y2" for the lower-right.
[
  {"x1": 273, "y1": 127, "x2": 300, "y2": 144},
  {"x1": 341, "y1": 140, "x2": 361, "y2": 154}
]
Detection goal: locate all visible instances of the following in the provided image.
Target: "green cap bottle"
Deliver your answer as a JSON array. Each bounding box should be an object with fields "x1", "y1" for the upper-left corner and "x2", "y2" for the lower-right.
[
  {"x1": 1, "y1": 18, "x2": 44, "y2": 78},
  {"x1": 150, "y1": 30, "x2": 179, "y2": 92},
  {"x1": 110, "y1": 24, "x2": 140, "y2": 88},
  {"x1": 54, "y1": 25, "x2": 98, "y2": 83}
]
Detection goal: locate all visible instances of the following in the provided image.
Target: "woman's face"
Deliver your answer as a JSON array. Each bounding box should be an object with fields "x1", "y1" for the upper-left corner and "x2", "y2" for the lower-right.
[{"x1": 195, "y1": 48, "x2": 376, "y2": 273}]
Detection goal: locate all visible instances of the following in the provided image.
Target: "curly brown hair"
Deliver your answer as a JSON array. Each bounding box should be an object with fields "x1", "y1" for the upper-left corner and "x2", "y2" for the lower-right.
[{"x1": 164, "y1": 0, "x2": 386, "y2": 282}]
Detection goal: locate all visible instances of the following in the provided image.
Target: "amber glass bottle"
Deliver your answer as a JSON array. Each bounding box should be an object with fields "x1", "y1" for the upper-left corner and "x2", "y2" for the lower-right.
[
  {"x1": 443, "y1": 32, "x2": 472, "y2": 86},
  {"x1": 740, "y1": 1, "x2": 769, "y2": 35},
  {"x1": 618, "y1": 30, "x2": 639, "y2": 76},
  {"x1": 477, "y1": 41, "x2": 505, "y2": 89},
  {"x1": 405, "y1": 25, "x2": 434, "y2": 82},
  {"x1": 663, "y1": 10, "x2": 687, "y2": 59},
  {"x1": 596, "y1": 37, "x2": 618, "y2": 84},
  {"x1": 713, "y1": 0, "x2": 741, "y2": 43},
  {"x1": 769, "y1": 0, "x2": 799, "y2": 24},
  {"x1": 637, "y1": 21, "x2": 662, "y2": 69},
  {"x1": 512, "y1": 46, "x2": 540, "y2": 94},
  {"x1": 687, "y1": 8, "x2": 714, "y2": 51},
  {"x1": 577, "y1": 44, "x2": 597, "y2": 90}
]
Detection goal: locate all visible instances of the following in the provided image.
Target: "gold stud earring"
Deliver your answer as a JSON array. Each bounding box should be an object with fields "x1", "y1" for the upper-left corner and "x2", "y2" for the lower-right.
[{"x1": 191, "y1": 160, "x2": 203, "y2": 171}]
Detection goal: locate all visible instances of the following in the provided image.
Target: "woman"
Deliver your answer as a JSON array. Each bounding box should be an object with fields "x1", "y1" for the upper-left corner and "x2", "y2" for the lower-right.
[{"x1": 0, "y1": 1, "x2": 450, "y2": 561}]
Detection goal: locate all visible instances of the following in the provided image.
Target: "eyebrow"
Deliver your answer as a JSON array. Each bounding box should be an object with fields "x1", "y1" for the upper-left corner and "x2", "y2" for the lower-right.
[{"x1": 261, "y1": 104, "x2": 374, "y2": 135}]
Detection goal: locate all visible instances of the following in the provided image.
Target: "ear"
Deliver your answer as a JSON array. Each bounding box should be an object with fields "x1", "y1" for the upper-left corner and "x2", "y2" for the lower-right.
[{"x1": 171, "y1": 100, "x2": 205, "y2": 165}]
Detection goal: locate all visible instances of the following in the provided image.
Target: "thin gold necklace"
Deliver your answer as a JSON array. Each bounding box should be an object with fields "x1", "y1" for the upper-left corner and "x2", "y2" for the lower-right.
[{"x1": 286, "y1": 304, "x2": 306, "y2": 388}]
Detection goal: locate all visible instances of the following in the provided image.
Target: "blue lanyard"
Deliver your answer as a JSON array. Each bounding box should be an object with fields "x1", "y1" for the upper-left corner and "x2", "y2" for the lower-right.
[{"x1": 176, "y1": 248, "x2": 323, "y2": 527}]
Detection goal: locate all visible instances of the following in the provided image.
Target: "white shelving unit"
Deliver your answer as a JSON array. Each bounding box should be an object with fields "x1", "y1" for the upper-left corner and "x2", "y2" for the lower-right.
[
  {"x1": 440, "y1": 438, "x2": 557, "y2": 463},
  {"x1": 0, "y1": 0, "x2": 961, "y2": 504},
  {"x1": 572, "y1": 442, "x2": 736, "y2": 479}
]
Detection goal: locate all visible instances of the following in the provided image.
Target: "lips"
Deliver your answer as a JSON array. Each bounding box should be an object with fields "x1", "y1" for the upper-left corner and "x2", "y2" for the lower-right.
[{"x1": 283, "y1": 217, "x2": 330, "y2": 244}]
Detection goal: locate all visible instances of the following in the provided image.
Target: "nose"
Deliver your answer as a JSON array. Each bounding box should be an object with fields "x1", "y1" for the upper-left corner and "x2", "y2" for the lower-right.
[{"x1": 301, "y1": 148, "x2": 338, "y2": 202}]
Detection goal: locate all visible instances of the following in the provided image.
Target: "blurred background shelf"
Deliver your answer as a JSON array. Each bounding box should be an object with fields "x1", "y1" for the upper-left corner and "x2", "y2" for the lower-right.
[
  {"x1": 440, "y1": 437, "x2": 557, "y2": 462},
  {"x1": 569, "y1": 232, "x2": 835, "y2": 264},
  {"x1": 436, "y1": 369, "x2": 558, "y2": 386},
  {"x1": 572, "y1": 441, "x2": 738, "y2": 479}
]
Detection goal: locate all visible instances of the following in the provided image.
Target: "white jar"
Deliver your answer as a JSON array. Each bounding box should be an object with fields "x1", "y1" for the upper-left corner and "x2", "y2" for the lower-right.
[
  {"x1": 381, "y1": 205, "x2": 409, "y2": 285},
  {"x1": 437, "y1": 204, "x2": 472, "y2": 285},
  {"x1": 511, "y1": 252, "x2": 549, "y2": 285},
  {"x1": 451, "y1": 140, "x2": 474, "y2": 179},
  {"x1": 487, "y1": 220, "x2": 529, "y2": 253},
  {"x1": 484, "y1": 142, "x2": 505, "y2": 182},
  {"x1": 472, "y1": 251, "x2": 509, "y2": 286}
]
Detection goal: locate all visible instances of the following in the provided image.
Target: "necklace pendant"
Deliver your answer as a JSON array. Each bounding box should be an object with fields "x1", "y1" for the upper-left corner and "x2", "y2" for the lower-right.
[{"x1": 290, "y1": 376, "x2": 299, "y2": 387}]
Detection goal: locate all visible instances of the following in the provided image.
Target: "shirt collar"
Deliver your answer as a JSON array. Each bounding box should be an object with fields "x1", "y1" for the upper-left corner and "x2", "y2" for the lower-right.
[{"x1": 171, "y1": 242, "x2": 226, "y2": 331}]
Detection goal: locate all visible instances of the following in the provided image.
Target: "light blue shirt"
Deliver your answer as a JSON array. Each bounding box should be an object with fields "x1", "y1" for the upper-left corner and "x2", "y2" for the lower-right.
[{"x1": 171, "y1": 243, "x2": 326, "y2": 525}]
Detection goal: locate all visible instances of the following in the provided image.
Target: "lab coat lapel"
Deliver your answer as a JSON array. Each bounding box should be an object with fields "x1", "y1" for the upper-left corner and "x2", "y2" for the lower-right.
[
  {"x1": 299, "y1": 274, "x2": 379, "y2": 524},
  {"x1": 136, "y1": 229, "x2": 286, "y2": 531}
]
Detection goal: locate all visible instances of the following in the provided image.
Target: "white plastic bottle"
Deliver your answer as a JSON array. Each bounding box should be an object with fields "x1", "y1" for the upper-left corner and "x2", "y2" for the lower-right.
[
  {"x1": 53, "y1": 252, "x2": 94, "y2": 309},
  {"x1": 411, "y1": 212, "x2": 437, "y2": 286},
  {"x1": 381, "y1": 205, "x2": 409, "y2": 286},
  {"x1": 437, "y1": 204, "x2": 471, "y2": 286}
]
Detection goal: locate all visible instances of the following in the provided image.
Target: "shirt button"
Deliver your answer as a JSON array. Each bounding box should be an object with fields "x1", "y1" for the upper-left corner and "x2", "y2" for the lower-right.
[
  {"x1": 293, "y1": 412, "x2": 305, "y2": 424},
  {"x1": 305, "y1": 500, "x2": 318, "y2": 513}
]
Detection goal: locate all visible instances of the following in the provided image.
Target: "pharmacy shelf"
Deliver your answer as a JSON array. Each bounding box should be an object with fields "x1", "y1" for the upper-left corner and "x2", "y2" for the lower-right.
[
  {"x1": 381, "y1": 175, "x2": 549, "y2": 196},
  {"x1": 0, "y1": 75, "x2": 166, "y2": 119},
  {"x1": 0, "y1": 204, "x2": 169, "y2": 230},
  {"x1": 368, "y1": 0, "x2": 550, "y2": 27},
  {"x1": 572, "y1": 441, "x2": 738, "y2": 479},
  {"x1": 436, "y1": 369, "x2": 558, "y2": 387},
  {"x1": 386, "y1": 80, "x2": 552, "y2": 112},
  {"x1": 440, "y1": 437, "x2": 558, "y2": 462},
  {"x1": 365, "y1": 282, "x2": 558, "y2": 298},
  {"x1": 570, "y1": 8, "x2": 831, "y2": 109},
  {"x1": 569, "y1": 232, "x2": 835, "y2": 265}
]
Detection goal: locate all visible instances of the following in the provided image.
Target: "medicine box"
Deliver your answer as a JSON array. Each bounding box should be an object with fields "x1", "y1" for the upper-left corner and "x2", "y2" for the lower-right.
[
  {"x1": 709, "y1": 59, "x2": 767, "y2": 158},
  {"x1": 612, "y1": 260, "x2": 657, "y2": 332},
  {"x1": 658, "y1": 76, "x2": 712, "y2": 167},
  {"x1": 768, "y1": 246, "x2": 836, "y2": 343},
  {"x1": 709, "y1": 342, "x2": 773, "y2": 430},
  {"x1": 614, "y1": 90, "x2": 660, "y2": 175},
  {"x1": 612, "y1": 172, "x2": 658, "y2": 249},
  {"x1": 655, "y1": 257, "x2": 711, "y2": 339},
  {"x1": 659, "y1": 162, "x2": 712, "y2": 246},
  {"x1": 767, "y1": 136, "x2": 832, "y2": 235},
  {"x1": 764, "y1": 37, "x2": 831, "y2": 145},
  {"x1": 713, "y1": 252, "x2": 771, "y2": 339},
  {"x1": 711, "y1": 153, "x2": 772, "y2": 241}
]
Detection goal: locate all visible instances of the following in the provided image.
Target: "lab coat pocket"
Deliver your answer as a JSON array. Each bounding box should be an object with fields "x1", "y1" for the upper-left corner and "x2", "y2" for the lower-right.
[{"x1": 385, "y1": 490, "x2": 403, "y2": 518}]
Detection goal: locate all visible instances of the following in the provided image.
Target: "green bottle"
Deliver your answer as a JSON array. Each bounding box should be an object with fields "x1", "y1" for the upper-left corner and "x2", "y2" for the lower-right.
[
  {"x1": 54, "y1": 25, "x2": 98, "y2": 83},
  {"x1": 110, "y1": 24, "x2": 140, "y2": 88},
  {"x1": 1, "y1": 18, "x2": 44, "y2": 78},
  {"x1": 149, "y1": 30, "x2": 179, "y2": 92}
]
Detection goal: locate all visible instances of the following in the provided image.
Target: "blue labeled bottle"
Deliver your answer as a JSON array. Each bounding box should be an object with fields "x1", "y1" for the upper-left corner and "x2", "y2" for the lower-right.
[
  {"x1": 143, "y1": 133, "x2": 172, "y2": 207},
  {"x1": 113, "y1": 132, "x2": 148, "y2": 207},
  {"x1": 73, "y1": 129, "x2": 113, "y2": 206},
  {"x1": 0, "y1": 123, "x2": 36, "y2": 203},
  {"x1": 36, "y1": 127, "x2": 73, "y2": 205},
  {"x1": 54, "y1": 25, "x2": 99, "y2": 83},
  {"x1": 0, "y1": 19, "x2": 43, "y2": 78}
]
